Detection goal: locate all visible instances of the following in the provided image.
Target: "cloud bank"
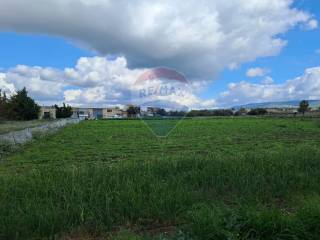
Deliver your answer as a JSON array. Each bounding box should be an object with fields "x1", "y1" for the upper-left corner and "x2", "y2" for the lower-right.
[
  {"x1": 1, "y1": 56, "x2": 320, "y2": 109},
  {"x1": 0, "y1": 0, "x2": 316, "y2": 79},
  {"x1": 0, "y1": 1, "x2": 318, "y2": 108},
  {"x1": 217, "y1": 67, "x2": 320, "y2": 107},
  {"x1": 0, "y1": 56, "x2": 215, "y2": 109}
]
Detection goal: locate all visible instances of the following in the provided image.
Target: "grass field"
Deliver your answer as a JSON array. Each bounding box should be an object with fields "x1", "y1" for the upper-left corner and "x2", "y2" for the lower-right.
[
  {"x1": 1, "y1": 118, "x2": 320, "y2": 239},
  {"x1": 0, "y1": 120, "x2": 55, "y2": 134}
]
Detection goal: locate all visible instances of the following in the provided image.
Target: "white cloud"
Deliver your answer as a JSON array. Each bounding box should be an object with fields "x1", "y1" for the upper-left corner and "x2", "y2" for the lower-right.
[
  {"x1": 5, "y1": 65, "x2": 66, "y2": 101},
  {"x1": 0, "y1": 73, "x2": 16, "y2": 96},
  {"x1": 246, "y1": 67, "x2": 269, "y2": 78},
  {"x1": 217, "y1": 67, "x2": 320, "y2": 107},
  {"x1": 261, "y1": 76, "x2": 274, "y2": 85},
  {"x1": 0, "y1": 0, "x2": 314, "y2": 78},
  {"x1": 2, "y1": 56, "x2": 320, "y2": 109},
  {"x1": 63, "y1": 89, "x2": 82, "y2": 102},
  {"x1": 0, "y1": 56, "x2": 216, "y2": 109},
  {"x1": 1, "y1": 0, "x2": 318, "y2": 109},
  {"x1": 306, "y1": 19, "x2": 318, "y2": 30}
]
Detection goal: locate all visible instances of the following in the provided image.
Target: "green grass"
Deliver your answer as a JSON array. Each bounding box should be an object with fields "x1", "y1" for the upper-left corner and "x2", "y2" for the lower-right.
[
  {"x1": 0, "y1": 120, "x2": 55, "y2": 134},
  {"x1": 1, "y1": 118, "x2": 320, "y2": 239}
]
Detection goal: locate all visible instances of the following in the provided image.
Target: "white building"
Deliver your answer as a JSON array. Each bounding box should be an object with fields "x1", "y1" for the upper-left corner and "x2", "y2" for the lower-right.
[{"x1": 39, "y1": 106, "x2": 56, "y2": 120}]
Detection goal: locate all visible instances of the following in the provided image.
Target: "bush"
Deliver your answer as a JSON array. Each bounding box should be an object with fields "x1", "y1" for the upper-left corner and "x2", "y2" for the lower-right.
[
  {"x1": 55, "y1": 103, "x2": 73, "y2": 119},
  {"x1": 248, "y1": 108, "x2": 268, "y2": 116},
  {"x1": 187, "y1": 109, "x2": 234, "y2": 117}
]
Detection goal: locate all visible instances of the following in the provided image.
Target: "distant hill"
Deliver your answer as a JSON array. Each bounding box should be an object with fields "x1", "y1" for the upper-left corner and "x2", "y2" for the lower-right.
[{"x1": 233, "y1": 100, "x2": 320, "y2": 110}]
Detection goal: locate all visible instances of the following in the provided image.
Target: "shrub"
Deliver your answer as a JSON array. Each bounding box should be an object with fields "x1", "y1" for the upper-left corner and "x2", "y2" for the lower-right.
[
  {"x1": 55, "y1": 103, "x2": 73, "y2": 119},
  {"x1": 6, "y1": 87, "x2": 40, "y2": 120},
  {"x1": 187, "y1": 109, "x2": 234, "y2": 117},
  {"x1": 248, "y1": 108, "x2": 268, "y2": 116}
]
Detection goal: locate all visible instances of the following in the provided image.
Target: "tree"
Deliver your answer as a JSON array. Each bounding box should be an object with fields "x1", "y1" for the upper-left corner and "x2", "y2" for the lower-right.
[
  {"x1": 54, "y1": 103, "x2": 73, "y2": 118},
  {"x1": 248, "y1": 108, "x2": 268, "y2": 116},
  {"x1": 0, "y1": 89, "x2": 8, "y2": 119},
  {"x1": 127, "y1": 105, "x2": 141, "y2": 118},
  {"x1": 234, "y1": 108, "x2": 247, "y2": 116},
  {"x1": 187, "y1": 109, "x2": 234, "y2": 117},
  {"x1": 168, "y1": 110, "x2": 186, "y2": 117},
  {"x1": 157, "y1": 108, "x2": 167, "y2": 116},
  {"x1": 6, "y1": 87, "x2": 40, "y2": 120},
  {"x1": 298, "y1": 100, "x2": 309, "y2": 116}
]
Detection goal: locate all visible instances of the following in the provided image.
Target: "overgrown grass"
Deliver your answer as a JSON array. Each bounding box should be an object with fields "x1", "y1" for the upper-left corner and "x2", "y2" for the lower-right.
[
  {"x1": 0, "y1": 118, "x2": 320, "y2": 239},
  {"x1": 0, "y1": 119, "x2": 55, "y2": 134}
]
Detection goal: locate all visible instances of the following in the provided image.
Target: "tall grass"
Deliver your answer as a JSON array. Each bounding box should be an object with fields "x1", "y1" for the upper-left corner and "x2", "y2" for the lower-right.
[
  {"x1": 0, "y1": 120, "x2": 54, "y2": 134},
  {"x1": 0, "y1": 118, "x2": 320, "y2": 239}
]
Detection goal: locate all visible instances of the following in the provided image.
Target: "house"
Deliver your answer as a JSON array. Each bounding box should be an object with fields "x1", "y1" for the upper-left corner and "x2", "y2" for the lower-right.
[
  {"x1": 103, "y1": 107, "x2": 125, "y2": 119},
  {"x1": 73, "y1": 108, "x2": 94, "y2": 120},
  {"x1": 72, "y1": 108, "x2": 104, "y2": 119},
  {"x1": 121, "y1": 110, "x2": 128, "y2": 118},
  {"x1": 39, "y1": 106, "x2": 56, "y2": 120},
  {"x1": 72, "y1": 106, "x2": 130, "y2": 120}
]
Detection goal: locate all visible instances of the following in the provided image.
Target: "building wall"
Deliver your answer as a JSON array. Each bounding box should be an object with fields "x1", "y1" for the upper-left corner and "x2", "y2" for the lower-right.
[
  {"x1": 93, "y1": 109, "x2": 103, "y2": 119},
  {"x1": 103, "y1": 108, "x2": 125, "y2": 118},
  {"x1": 72, "y1": 107, "x2": 129, "y2": 119},
  {"x1": 121, "y1": 111, "x2": 128, "y2": 118},
  {"x1": 75, "y1": 108, "x2": 94, "y2": 119},
  {"x1": 39, "y1": 107, "x2": 56, "y2": 120}
]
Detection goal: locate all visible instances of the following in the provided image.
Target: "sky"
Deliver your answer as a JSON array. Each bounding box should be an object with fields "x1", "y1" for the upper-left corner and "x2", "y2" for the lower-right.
[{"x1": 0, "y1": 0, "x2": 320, "y2": 109}]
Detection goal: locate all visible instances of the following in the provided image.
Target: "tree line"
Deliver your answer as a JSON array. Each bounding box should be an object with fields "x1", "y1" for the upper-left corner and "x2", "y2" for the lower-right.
[
  {"x1": 149, "y1": 100, "x2": 316, "y2": 117},
  {"x1": 0, "y1": 87, "x2": 316, "y2": 120}
]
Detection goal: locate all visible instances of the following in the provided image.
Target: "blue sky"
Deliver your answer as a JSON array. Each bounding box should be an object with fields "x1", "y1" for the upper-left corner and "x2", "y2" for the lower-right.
[
  {"x1": 0, "y1": 0, "x2": 320, "y2": 108},
  {"x1": 203, "y1": 0, "x2": 320, "y2": 99},
  {"x1": 0, "y1": 33, "x2": 94, "y2": 69}
]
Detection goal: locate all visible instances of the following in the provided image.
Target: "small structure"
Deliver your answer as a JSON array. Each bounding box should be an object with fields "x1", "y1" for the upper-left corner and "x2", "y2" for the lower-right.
[
  {"x1": 103, "y1": 107, "x2": 125, "y2": 119},
  {"x1": 39, "y1": 106, "x2": 56, "y2": 120},
  {"x1": 73, "y1": 108, "x2": 94, "y2": 120},
  {"x1": 72, "y1": 106, "x2": 130, "y2": 120}
]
